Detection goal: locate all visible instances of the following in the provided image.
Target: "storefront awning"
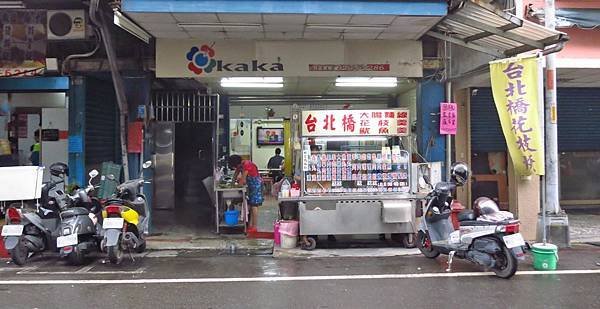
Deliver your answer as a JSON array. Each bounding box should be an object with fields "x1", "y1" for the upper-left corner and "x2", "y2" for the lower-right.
[{"x1": 427, "y1": 1, "x2": 569, "y2": 58}]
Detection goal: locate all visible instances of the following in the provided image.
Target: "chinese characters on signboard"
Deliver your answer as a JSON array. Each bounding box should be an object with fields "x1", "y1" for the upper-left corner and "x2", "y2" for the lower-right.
[
  {"x1": 0, "y1": 10, "x2": 47, "y2": 77},
  {"x1": 490, "y1": 56, "x2": 544, "y2": 176},
  {"x1": 440, "y1": 102, "x2": 457, "y2": 135},
  {"x1": 301, "y1": 109, "x2": 410, "y2": 137}
]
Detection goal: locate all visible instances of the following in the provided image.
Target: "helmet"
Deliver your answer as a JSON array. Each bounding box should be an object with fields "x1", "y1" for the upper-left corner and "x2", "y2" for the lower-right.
[
  {"x1": 473, "y1": 197, "x2": 500, "y2": 215},
  {"x1": 49, "y1": 162, "x2": 69, "y2": 177},
  {"x1": 450, "y1": 162, "x2": 469, "y2": 186}
]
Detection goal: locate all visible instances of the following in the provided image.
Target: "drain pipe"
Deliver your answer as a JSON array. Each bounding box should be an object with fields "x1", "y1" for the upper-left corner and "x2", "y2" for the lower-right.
[
  {"x1": 90, "y1": 0, "x2": 130, "y2": 180},
  {"x1": 61, "y1": 27, "x2": 101, "y2": 74}
]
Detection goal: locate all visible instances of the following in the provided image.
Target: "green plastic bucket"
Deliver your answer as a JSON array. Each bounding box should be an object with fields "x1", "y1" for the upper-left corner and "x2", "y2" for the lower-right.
[{"x1": 531, "y1": 243, "x2": 559, "y2": 270}]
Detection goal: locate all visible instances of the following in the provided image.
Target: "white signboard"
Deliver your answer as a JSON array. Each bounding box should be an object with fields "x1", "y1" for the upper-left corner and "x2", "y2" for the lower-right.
[
  {"x1": 0, "y1": 166, "x2": 44, "y2": 201},
  {"x1": 156, "y1": 40, "x2": 423, "y2": 78},
  {"x1": 301, "y1": 109, "x2": 410, "y2": 137}
]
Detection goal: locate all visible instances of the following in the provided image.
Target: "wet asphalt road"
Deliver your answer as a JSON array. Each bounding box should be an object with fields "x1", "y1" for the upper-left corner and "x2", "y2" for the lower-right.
[{"x1": 0, "y1": 245, "x2": 599, "y2": 309}]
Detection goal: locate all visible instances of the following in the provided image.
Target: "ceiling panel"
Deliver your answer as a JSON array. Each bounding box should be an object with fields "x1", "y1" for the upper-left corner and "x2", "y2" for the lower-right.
[
  {"x1": 223, "y1": 26, "x2": 264, "y2": 32},
  {"x1": 217, "y1": 13, "x2": 262, "y2": 23},
  {"x1": 264, "y1": 32, "x2": 304, "y2": 40},
  {"x1": 187, "y1": 31, "x2": 227, "y2": 39},
  {"x1": 139, "y1": 22, "x2": 180, "y2": 31},
  {"x1": 263, "y1": 14, "x2": 307, "y2": 24},
  {"x1": 303, "y1": 31, "x2": 342, "y2": 39},
  {"x1": 226, "y1": 31, "x2": 266, "y2": 39},
  {"x1": 128, "y1": 12, "x2": 176, "y2": 23},
  {"x1": 341, "y1": 32, "x2": 380, "y2": 40},
  {"x1": 349, "y1": 15, "x2": 396, "y2": 25},
  {"x1": 152, "y1": 31, "x2": 190, "y2": 39},
  {"x1": 306, "y1": 14, "x2": 352, "y2": 24},
  {"x1": 377, "y1": 32, "x2": 419, "y2": 40},
  {"x1": 172, "y1": 13, "x2": 220, "y2": 23},
  {"x1": 263, "y1": 24, "x2": 305, "y2": 32},
  {"x1": 392, "y1": 16, "x2": 440, "y2": 26}
]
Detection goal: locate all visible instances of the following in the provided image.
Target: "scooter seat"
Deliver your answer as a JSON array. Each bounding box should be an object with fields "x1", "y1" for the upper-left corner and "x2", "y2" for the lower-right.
[
  {"x1": 61, "y1": 207, "x2": 89, "y2": 218},
  {"x1": 459, "y1": 220, "x2": 508, "y2": 226},
  {"x1": 458, "y1": 210, "x2": 476, "y2": 222}
]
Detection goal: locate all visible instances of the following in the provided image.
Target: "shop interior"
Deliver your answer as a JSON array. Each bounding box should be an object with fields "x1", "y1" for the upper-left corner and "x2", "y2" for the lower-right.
[
  {"x1": 0, "y1": 92, "x2": 68, "y2": 181},
  {"x1": 149, "y1": 76, "x2": 421, "y2": 239}
]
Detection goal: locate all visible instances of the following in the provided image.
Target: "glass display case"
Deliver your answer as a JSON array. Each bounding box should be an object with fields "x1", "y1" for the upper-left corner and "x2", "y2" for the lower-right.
[{"x1": 301, "y1": 136, "x2": 411, "y2": 196}]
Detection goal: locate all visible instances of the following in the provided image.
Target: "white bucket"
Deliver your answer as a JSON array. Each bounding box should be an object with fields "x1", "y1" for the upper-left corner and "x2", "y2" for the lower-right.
[{"x1": 280, "y1": 234, "x2": 298, "y2": 249}]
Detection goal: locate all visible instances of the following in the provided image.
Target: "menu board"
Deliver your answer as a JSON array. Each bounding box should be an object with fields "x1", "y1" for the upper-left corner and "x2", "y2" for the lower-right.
[
  {"x1": 302, "y1": 109, "x2": 410, "y2": 137},
  {"x1": 303, "y1": 146, "x2": 410, "y2": 195}
]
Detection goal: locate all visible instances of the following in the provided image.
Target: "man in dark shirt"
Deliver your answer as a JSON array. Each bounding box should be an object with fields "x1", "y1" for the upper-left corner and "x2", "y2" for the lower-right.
[{"x1": 267, "y1": 148, "x2": 284, "y2": 181}]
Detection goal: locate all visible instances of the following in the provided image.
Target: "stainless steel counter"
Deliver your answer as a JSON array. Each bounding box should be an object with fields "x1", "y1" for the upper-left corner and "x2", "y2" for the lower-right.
[{"x1": 278, "y1": 193, "x2": 427, "y2": 202}]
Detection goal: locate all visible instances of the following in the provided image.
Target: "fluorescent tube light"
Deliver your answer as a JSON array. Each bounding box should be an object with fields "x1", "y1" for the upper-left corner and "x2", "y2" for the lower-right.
[
  {"x1": 178, "y1": 23, "x2": 261, "y2": 29},
  {"x1": 114, "y1": 11, "x2": 152, "y2": 44},
  {"x1": 306, "y1": 24, "x2": 388, "y2": 31},
  {"x1": 222, "y1": 77, "x2": 283, "y2": 83},
  {"x1": 221, "y1": 82, "x2": 284, "y2": 88},
  {"x1": 220, "y1": 77, "x2": 284, "y2": 88},
  {"x1": 0, "y1": 1, "x2": 24, "y2": 8},
  {"x1": 335, "y1": 77, "x2": 397, "y2": 88}
]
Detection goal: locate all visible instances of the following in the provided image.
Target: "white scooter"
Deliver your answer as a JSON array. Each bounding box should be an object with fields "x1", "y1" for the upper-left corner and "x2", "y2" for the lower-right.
[{"x1": 417, "y1": 163, "x2": 527, "y2": 279}]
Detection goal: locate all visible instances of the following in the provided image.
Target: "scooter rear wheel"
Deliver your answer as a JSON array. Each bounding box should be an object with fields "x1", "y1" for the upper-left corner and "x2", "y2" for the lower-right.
[
  {"x1": 9, "y1": 239, "x2": 29, "y2": 266},
  {"x1": 67, "y1": 249, "x2": 86, "y2": 266},
  {"x1": 107, "y1": 245, "x2": 123, "y2": 264},
  {"x1": 417, "y1": 231, "x2": 440, "y2": 258},
  {"x1": 492, "y1": 244, "x2": 518, "y2": 279}
]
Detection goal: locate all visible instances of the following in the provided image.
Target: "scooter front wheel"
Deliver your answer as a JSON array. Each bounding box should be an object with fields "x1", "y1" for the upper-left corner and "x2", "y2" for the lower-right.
[
  {"x1": 492, "y1": 244, "x2": 518, "y2": 279},
  {"x1": 417, "y1": 231, "x2": 440, "y2": 258}
]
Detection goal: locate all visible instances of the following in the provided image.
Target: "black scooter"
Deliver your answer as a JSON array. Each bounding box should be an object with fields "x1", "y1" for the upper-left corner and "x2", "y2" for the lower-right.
[
  {"x1": 56, "y1": 169, "x2": 103, "y2": 265},
  {"x1": 1, "y1": 163, "x2": 69, "y2": 265}
]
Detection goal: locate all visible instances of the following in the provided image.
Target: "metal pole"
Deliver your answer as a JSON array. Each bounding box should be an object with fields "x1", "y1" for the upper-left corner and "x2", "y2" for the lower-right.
[
  {"x1": 446, "y1": 82, "x2": 452, "y2": 181},
  {"x1": 544, "y1": 0, "x2": 560, "y2": 215}
]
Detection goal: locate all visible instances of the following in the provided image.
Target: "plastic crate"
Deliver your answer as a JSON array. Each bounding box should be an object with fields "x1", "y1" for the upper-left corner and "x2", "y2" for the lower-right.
[{"x1": 97, "y1": 162, "x2": 122, "y2": 199}]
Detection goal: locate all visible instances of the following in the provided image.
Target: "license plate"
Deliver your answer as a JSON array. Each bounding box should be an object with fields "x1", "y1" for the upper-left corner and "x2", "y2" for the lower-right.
[
  {"x1": 103, "y1": 218, "x2": 124, "y2": 230},
  {"x1": 503, "y1": 233, "x2": 525, "y2": 249},
  {"x1": 57, "y1": 233, "x2": 78, "y2": 248},
  {"x1": 1, "y1": 225, "x2": 24, "y2": 236}
]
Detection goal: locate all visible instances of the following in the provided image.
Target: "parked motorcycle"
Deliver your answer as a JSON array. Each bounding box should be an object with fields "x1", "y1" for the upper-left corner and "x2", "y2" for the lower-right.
[
  {"x1": 56, "y1": 169, "x2": 103, "y2": 265},
  {"x1": 101, "y1": 161, "x2": 151, "y2": 264},
  {"x1": 417, "y1": 163, "x2": 526, "y2": 279},
  {"x1": 1, "y1": 163, "x2": 69, "y2": 265}
]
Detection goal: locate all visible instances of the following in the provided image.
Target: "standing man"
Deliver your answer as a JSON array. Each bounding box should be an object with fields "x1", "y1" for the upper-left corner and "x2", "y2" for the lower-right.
[
  {"x1": 267, "y1": 148, "x2": 284, "y2": 182},
  {"x1": 29, "y1": 130, "x2": 40, "y2": 166}
]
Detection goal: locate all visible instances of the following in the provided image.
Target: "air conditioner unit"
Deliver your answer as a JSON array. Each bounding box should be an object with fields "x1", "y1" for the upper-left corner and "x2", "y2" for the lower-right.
[
  {"x1": 411, "y1": 162, "x2": 442, "y2": 194},
  {"x1": 47, "y1": 10, "x2": 86, "y2": 40}
]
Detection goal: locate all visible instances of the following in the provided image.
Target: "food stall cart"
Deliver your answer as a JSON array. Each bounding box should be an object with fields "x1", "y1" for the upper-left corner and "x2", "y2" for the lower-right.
[{"x1": 279, "y1": 109, "x2": 421, "y2": 250}]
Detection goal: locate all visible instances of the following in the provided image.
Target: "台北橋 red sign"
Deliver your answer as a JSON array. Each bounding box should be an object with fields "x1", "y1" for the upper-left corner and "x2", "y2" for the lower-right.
[{"x1": 301, "y1": 109, "x2": 410, "y2": 137}]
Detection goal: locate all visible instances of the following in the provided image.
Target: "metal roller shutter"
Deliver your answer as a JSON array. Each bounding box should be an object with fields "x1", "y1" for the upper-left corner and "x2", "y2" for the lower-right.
[
  {"x1": 470, "y1": 87, "x2": 600, "y2": 152},
  {"x1": 470, "y1": 88, "x2": 506, "y2": 152},
  {"x1": 557, "y1": 88, "x2": 600, "y2": 151},
  {"x1": 85, "y1": 77, "x2": 119, "y2": 165}
]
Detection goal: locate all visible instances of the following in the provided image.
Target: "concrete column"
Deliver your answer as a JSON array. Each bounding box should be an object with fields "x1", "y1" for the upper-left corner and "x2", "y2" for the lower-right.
[{"x1": 508, "y1": 153, "x2": 540, "y2": 241}]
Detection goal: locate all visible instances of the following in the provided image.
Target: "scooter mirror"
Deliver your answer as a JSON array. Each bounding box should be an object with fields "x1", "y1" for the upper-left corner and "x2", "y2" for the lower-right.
[
  {"x1": 107, "y1": 174, "x2": 116, "y2": 181},
  {"x1": 89, "y1": 169, "x2": 99, "y2": 179},
  {"x1": 142, "y1": 160, "x2": 152, "y2": 169}
]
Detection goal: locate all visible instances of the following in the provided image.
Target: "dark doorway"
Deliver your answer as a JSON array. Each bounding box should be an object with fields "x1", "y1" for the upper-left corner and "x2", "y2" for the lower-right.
[{"x1": 173, "y1": 123, "x2": 214, "y2": 233}]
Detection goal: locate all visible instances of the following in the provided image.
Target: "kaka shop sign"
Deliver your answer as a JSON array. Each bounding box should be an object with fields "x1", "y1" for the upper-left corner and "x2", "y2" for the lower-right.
[{"x1": 301, "y1": 109, "x2": 410, "y2": 137}]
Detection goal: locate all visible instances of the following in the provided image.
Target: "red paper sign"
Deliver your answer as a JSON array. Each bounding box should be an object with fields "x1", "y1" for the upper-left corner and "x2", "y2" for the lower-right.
[
  {"x1": 128, "y1": 122, "x2": 144, "y2": 153},
  {"x1": 440, "y1": 102, "x2": 457, "y2": 135}
]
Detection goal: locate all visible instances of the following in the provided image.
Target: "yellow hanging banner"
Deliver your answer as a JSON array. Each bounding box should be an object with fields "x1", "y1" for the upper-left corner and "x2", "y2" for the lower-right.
[{"x1": 490, "y1": 55, "x2": 544, "y2": 176}]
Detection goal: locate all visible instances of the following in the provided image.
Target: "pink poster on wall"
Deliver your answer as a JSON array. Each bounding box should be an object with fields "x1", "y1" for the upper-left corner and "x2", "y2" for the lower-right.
[{"x1": 440, "y1": 102, "x2": 457, "y2": 135}]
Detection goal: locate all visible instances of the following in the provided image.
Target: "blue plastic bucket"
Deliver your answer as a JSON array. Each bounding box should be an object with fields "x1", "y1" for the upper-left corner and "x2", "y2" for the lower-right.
[{"x1": 224, "y1": 210, "x2": 240, "y2": 226}]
